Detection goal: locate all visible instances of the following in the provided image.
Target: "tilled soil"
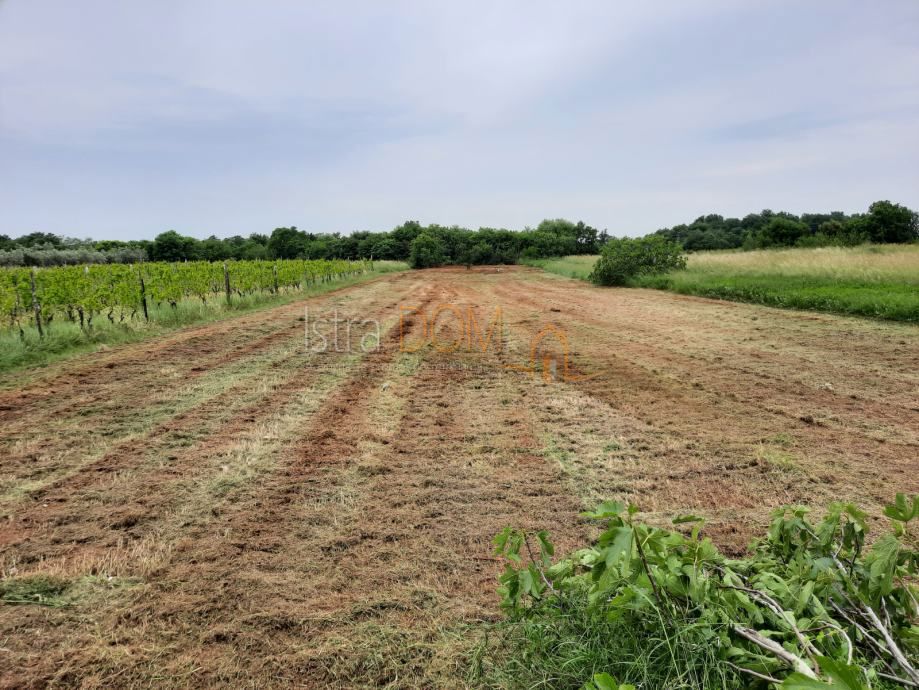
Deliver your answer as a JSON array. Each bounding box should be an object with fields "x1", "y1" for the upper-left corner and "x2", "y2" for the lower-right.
[{"x1": 1, "y1": 267, "x2": 917, "y2": 688}]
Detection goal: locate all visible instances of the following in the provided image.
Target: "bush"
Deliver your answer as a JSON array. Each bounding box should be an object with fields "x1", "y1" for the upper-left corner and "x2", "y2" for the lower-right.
[
  {"x1": 589, "y1": 236, "x2": 686, "y2": 286},
  {"x1": 484, "y1": 496, "x2": 919, "y2": 689}
]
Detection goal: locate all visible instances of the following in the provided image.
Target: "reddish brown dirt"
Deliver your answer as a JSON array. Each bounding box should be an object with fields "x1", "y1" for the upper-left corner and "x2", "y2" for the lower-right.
[{"x1": 0, "y1": 266, "x2": 916, "y2": 687}]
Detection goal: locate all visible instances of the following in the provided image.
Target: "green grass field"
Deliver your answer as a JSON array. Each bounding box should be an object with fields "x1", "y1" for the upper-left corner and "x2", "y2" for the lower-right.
[
  {"x1": 529, "y1": 245, "x2": 919, "y2": 322},
  {"x1": 523, "y1": 254, "x2": 599, "y2": 280}
]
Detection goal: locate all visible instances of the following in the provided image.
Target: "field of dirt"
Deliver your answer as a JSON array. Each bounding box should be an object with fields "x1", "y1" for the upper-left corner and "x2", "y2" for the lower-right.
[{"x1": 1, "y1": 266, "x2": 917, "y2": 688}]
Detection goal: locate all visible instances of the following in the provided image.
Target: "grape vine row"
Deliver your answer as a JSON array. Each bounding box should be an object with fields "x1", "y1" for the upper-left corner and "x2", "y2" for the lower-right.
[{"x1": 0, "y1": 258, "x2": 369, "y2": 333}]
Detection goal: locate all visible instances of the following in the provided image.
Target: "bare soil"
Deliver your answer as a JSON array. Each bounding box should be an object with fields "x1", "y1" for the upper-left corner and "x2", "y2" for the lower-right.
[{"x1": 1, "y1": 267, "x2": 916, "y2": 688}]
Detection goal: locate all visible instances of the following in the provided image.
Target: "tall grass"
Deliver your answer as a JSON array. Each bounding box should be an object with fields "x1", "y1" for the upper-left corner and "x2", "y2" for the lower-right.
[
  {"x1": 637, "y1": 245, "x2": 919, "y2": 321},
  {"x1": 529, "y1": 246, "x2": 919, "y2": 322},
  {"x1": 0, "y1": 261, "x2": 407, "y2": 376},
  {"x1": 472, "y1": 589, "x2": 735, "y2": 689},
  {"x1": 680, "y1": 244, "x2": 919, "y2": 284}
]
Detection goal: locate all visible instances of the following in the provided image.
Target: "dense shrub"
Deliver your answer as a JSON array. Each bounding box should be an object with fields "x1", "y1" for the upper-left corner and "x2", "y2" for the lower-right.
[
  {"x1": 484, "y1": 496, "x2": 919, "y2": 689},
  {"x1": 589, "y1": 235, "x2": 686, "y2": 286}
]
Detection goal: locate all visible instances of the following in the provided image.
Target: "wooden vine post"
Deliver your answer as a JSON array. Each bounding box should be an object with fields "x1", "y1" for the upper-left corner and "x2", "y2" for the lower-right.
[
  {"x1": 223, "y1": 262, "x2": 232, "y2": 305},
  {"x1": 29, "y1": 267, "x2": 44, "y2": 338},
  {"x1": 29, "y1": 268, "x2": 45, "y2": 338},
  {"x1": 138, "y1": 267, "x2": 149, "y2": 322}
]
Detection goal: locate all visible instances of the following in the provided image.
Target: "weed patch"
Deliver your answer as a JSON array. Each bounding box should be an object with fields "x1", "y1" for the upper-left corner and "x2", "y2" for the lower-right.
[{"x1": 0, "y1": 575, "x2": 70, "y2": 606}]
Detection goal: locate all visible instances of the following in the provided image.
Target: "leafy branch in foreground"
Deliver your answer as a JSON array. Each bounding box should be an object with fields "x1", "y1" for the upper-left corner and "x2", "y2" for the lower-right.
[{"x1": 491, "y1": 496, "x2": 919, "y2": 689}]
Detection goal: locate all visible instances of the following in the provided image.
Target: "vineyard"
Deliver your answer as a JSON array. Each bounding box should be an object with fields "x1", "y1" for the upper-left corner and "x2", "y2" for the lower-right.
[{"x1": 0, "y1": 258, "x2": 369, "y2": 335}]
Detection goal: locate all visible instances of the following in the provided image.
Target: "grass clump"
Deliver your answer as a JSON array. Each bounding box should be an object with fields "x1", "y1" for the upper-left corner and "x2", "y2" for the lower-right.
[
  {"x1": 0, "y1": 575, "x2": 71, "y2": 606},
  {"x1": 477, "y1": 585, "x2": 730, "y2": 688},
  {"x1": 478, "y1": 496, "x2": 919, "y2": 689}
]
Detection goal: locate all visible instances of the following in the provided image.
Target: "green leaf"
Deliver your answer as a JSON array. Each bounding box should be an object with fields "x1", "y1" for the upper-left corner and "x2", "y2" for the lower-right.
[
  {"x1": 672, "y1": 514, "x2": 705, "y2": 524},
  {"x1": 527, "y1": 564, "x2": 545, "y2": 597},
  {"x1": 795, "y1": 580, "x2": 815, "y2": 616},
  {"x1": 518, "y1": 567, "x2": 534, "y2": 595},
  {"x1": 546, "y1": 559, "x2": 572, "y2": 580},
  {"x1": 781, "y1": 658, "x2": 868, "y2": 690},
  {"x1": 884, "y1": 493, "x2": 919, "y2": 523},
  {"x1": 536, "y1": 530, "x2": 555, "y2": 557},
  {"x1": 583, "y1": 501, "x2": 625, "y2": 520},
  {"x1": 819, "y1": 657, "x2": 868, "y2": 689},
  {"x1": 604, "y1": 527, "x2": 633, "y2": 568},
  {"x1": 866, "y1": 534, "x2": 900, "y2": 598},
  {"x1": 493, "y1": 527, "x2": 511, "y2": 553},
  {"x1": 589, "y1": 673, "x2": 619, "y2": 690},
  {"x1": 781, "y1": 675, "x2": 834, "y2": 689}
]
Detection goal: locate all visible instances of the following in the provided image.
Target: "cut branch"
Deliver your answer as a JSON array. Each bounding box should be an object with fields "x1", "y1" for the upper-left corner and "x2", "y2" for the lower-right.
[{"x1": 732, "y1": 625, "x2": 818, "y2": 679}]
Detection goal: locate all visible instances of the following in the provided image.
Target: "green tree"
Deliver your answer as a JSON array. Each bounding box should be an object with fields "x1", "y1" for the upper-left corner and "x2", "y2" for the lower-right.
[
  {"x1": 368, "y1": 237, "x2": 399, "y2": 260},
  {"x1": 200, "y1": 236, "x2": 231, "y2": 261},
  {"x1": 573, "y1": 221, "x2": 600, "y2": 253},
  {"x1": 15, "y1": 232, "x2": 63, "y2": 248},
  {"x1": 863, "y1": 200, "x2": 918, "y2": 243},
  {"x1": 408, "y1": 232, "x2": 445, "y2": 268},
  {"x1": 756, "y1": 217, "x2": 808, "y2": 247},
  {"x1": 469, "y1": 240, "x2": 493, "y2": 265},
  {"x1": 391, "y1": 220, "x2": 424, "y2": 257},
  {"x1": 149, "y1": 230, "x2": 199, "y2": 262},
  {"x1": 267, "y1": 226, "x2": 306, "y2": 259},
  {"x1": 536, "y1": 218, "x2": 576, "y2": 236}
]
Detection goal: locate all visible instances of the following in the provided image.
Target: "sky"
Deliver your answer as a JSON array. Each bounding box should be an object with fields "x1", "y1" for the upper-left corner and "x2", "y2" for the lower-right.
[{"x1": 1, "y1": 1, "x2": 918, "y2": 241}]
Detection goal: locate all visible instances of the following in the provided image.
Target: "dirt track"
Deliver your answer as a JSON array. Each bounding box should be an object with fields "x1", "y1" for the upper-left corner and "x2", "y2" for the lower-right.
[{"x1": 1, "y1": 266, "x2": 917, "y2": 688}]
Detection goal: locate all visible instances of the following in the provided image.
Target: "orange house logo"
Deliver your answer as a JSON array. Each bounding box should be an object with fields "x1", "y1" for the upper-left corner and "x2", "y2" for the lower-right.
[
  {"x1": 398, "y1": 303, "x2": 592, "y2": 383},
  {"x1": 504, "y1": 323, "x2": 594, "y2": 382}
]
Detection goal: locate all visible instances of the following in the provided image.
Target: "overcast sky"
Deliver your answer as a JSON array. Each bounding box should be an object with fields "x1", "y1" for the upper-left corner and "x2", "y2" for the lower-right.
[{"x1": 1, "y1": 1, "x2": 918, "y2": 240}]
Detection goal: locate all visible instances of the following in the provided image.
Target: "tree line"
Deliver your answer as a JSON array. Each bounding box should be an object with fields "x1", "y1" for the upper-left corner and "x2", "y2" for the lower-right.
[
  {"x1": 0, "y1": 220, "x2": 605, "y2": 268},
  {"x1": 653, "y1": 200, "x2": 918, "y2": 251},
  {"x1": 1, "y1": 199, "x2": 915, "y2": 268}
]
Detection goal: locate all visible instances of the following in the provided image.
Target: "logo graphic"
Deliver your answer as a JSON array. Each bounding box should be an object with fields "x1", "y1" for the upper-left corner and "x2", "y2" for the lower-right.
[
  {"x1": 399, "y1": 304, "x2": 503, "y2": 354},
  {"x1": 307, "y1": 303, "x2": 593, "y2": 383},
  {"x1": 505, "y1": 323, "x2": 594, "y2": 382}
]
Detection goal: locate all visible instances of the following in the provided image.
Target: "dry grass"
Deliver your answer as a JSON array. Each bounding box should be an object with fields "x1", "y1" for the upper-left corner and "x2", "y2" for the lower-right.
[
  {"x1": 2, "y1": 533, "x2": 173, "y2": 581},
  {"x1": 685, "y1": 244, "x2": 919, "y2": 283}
]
